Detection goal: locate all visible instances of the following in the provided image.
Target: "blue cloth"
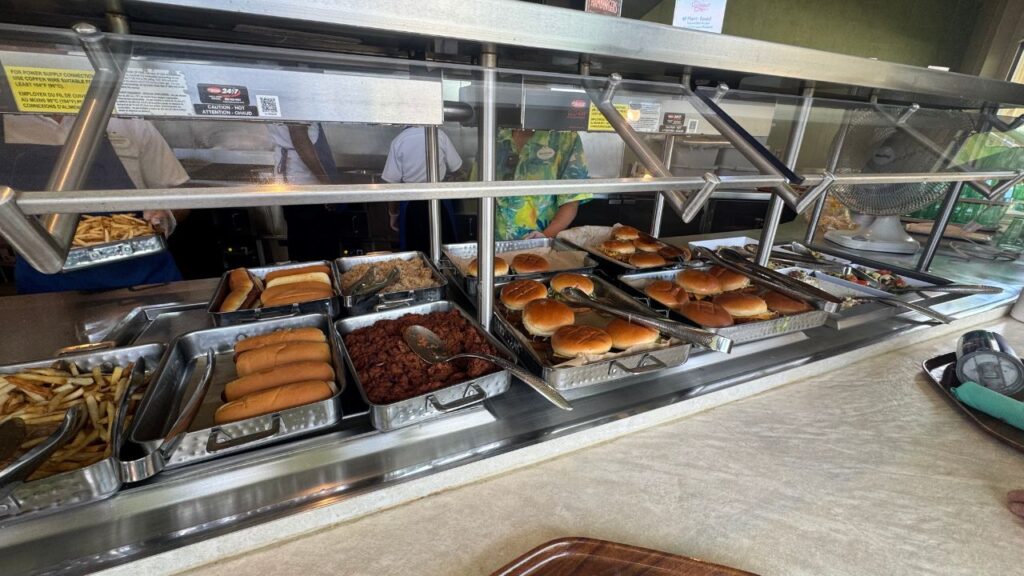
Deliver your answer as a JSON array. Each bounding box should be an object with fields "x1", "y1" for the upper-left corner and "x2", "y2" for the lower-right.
[
  {"x1": 0, "y1": 118, "x2": 181, "y2": 293},
  {"x1": 953, "y1": 380, "x2": 1024, "y2": 432}
]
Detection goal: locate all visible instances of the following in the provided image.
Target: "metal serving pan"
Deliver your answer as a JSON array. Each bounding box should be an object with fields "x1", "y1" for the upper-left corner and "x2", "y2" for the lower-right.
[
  {"x1": 439, "y1": 237, "x2": 598, "y2": 298},
  {"x1": 102, "y1": 302, "x2": 213, "y2": 347},
  {"x1": 335, "y1": 251, "x2": 447, "y2": 317},
  {"x1": 491, "y1": 273, "x2": 692, "y2": 391},
  {"x1": 207, "y1": 260, "x2": 342, "y2": 326},
  {"x1": 617, "y1": 269, "x2": 829, "y2": 344},
  {"x1": 128, "y1": 314, "x2": 345, "y2": 471},
  {"x1": 64, "y1": 235, "x2": 167, "y2": 271},
  {"x1": 335, "y1": 301, "x2": 513, "y2": 431},
  {"x1": 0, "y1": 343, "x2": 166, "y2": 521},
  {"x1": 555, "y1": 225, "x2": 690, "y2": 273}
]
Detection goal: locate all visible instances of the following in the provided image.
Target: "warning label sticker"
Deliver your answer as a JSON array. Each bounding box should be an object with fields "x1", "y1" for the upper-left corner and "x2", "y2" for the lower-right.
[
  {"x1": 115, "y1": 68, "x2": 192, "y2": 116},
  {"x1": 3, "y1": 66, "x2": 92, "y2": 113}
]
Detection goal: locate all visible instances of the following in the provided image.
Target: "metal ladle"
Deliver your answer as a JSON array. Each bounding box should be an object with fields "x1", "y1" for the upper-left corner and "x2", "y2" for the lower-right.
[{"x1": 402, "y1": 325, "x2": 573, "y2": 411}]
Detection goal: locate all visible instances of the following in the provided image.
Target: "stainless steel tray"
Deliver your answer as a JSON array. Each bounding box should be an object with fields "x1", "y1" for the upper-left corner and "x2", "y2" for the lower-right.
[
  {"x1": 335, "y1": 251, "x2": 447, "y2": 316},
  {"x1": 335, "y1": 301, "x2": 513, "y2": 431},
  {"x1": 0, "y1": 343, "x2": 166, "y2": 521},
  {"x1": 128, "y1": 313, "x2": 345, "y2": 470},
  {"x1": 491, "y1": 273, "x2": 692, "y2": 391},
  {"x1": 64, "y1": 235, "x2": 167, "y2": 271},
  {"x1": 207, "y1": 260, "x2": 342, "y2": 326},
  {"x1": 103, "y1": 302, "x2": 213, "y2": 347},
  {"x1": 617, "y1": 269, "x2": 829, "y2": 344},
  {"x1": 439, "y1": 238, "x2": 598, "y2": 298},
  {"x1": 555, "y1": 225, "x2": 690, "y2": 272}
]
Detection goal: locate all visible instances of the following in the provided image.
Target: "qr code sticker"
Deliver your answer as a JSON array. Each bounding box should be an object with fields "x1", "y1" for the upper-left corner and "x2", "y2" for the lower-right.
[
  {"x1": 256, "y1": 95, "x2": 281, "y2": 117},
  {"x1": 686, "y1": 119, "x2": 700, "y2": 133}
]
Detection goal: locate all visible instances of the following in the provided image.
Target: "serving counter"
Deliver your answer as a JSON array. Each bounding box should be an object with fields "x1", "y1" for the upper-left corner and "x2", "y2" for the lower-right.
[{"x1": 1, "y1": 227, "x2": 1022, "y2": 574}]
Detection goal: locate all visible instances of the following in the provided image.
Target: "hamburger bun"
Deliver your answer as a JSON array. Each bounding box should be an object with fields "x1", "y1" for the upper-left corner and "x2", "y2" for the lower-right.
[
  {"x1": 500, "y1": 279, "x2": 548, "y2": 310},
  {"x1": 633, "y1": 238, "x2": 663, "y2": 252},
  {"x1": 644, "y1": 280, "x2": 688, "y2": 309},
  {"x1": 511, "y1": 253, "x2": 550, "y2": 274},
  {"x1": 628, "y1": 252, "x2": 667, "y2": 269},
  {"x1": 522, "y1": 298, "x2": 575, "y2": 337},
  {"x1": 611, "y1": 225, "x2": 641, "y2": 241},
  {"x1": 714, "y1": 292, "x2": 769, "y2": 318},
  {"x1": 551, "y1": 325, "x2": 613, "y2": 357},
  {"x1": 709, "y1": 266, "x2": 750, "y2": 291},
  {"x1": 468, "y1": 256, "x2": 509, "y2": 277},
  {"x1": 550, "y1": 273, "x2": 595, "y2": 296},
  {"x1": 675, "y1": 269, "x2": 722, "y2": 297},
  {"x1": 606, "y1": 318, "x2": 658, "y2": 350},
  {"x1": 600, "y1": 240, "x2": 636, "y2": 257},
  {"x1": 678, "y1": 301, "x2": 734, "y2": 328},
  {"x1": 761, "y1": 290, "x2": 813, "y2": 314},
  {"x1": 659, "y1": 245, "x2": 691, "y2": 261}
]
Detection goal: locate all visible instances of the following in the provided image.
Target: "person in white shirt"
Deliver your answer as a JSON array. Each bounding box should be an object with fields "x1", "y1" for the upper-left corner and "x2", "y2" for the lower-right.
[
  {"x1": 265, "y1": 123, "x2": 345, "y2": 261},
  {"x1": 381, "y1": 126, "x2": 465, "y2": 252},
  {"x1": 0, "y1": 114, "x2": 189, "y2": 293}
]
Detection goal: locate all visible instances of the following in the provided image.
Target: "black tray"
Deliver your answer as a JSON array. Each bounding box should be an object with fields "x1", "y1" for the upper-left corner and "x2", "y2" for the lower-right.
[{"x1": 922, "y1": 352, "x2": 1024, "y2": 453}]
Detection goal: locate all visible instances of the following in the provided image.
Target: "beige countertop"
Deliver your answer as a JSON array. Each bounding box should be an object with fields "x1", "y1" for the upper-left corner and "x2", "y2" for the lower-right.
[{"x1": 181, "y1": 316, "x2": 1024, "y2": 576}]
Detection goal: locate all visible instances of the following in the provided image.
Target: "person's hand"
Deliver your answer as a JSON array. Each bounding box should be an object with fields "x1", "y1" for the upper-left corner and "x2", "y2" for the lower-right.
[
  {"x1": 1008, "y1": 490, "x2": 1024, "y2": 518},
  {"x1": 143, "y1": 210, "x2": 177, "y2": 238},
  {"x1": 522, "y1": 230, "x2": 546, "y2": 240},
  {"x1": 389, "y1": 212, "x2": 400, "y2": 232}
]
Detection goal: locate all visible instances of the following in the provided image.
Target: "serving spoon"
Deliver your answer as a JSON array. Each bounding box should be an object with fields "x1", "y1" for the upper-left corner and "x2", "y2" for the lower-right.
[{"x1": 402, "y1": 325, "x2": 573, "y2": 411}]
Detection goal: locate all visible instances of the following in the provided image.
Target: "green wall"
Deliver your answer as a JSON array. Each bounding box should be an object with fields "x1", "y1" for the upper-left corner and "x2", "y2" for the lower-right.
[{"x1": 642, "y1": 0, "x2": 983, "y2": 71}]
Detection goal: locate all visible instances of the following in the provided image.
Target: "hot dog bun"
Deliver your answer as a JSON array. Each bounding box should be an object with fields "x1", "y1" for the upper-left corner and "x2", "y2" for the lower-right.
[
  {"x1": 234, "y1": 327, "x2": 326, "y2": 356},
  {"x1": 228, "y1": 268, "x2": 254, "y2": 291},
  {"x1": 235, "y1": 341, "x2": 331, "y2": 376},
  {"x1": 264, "y1": 265, "x2": 331, "y2": 282},
  {"x1": 265, "y1": 272, "x2": 331, "y2": 289},
  {"x1": 224, "y1": 361, "x2": 335, "y2": 401},
  {"x1": 260, "y1": 282, "x2": 333, "y2": 307},
  {"x1": 214, "y1": 380, "x2": 336, "y2": 424},
  {"x1": 220, "y1": 268, "x2": 261, "y2": 312}
]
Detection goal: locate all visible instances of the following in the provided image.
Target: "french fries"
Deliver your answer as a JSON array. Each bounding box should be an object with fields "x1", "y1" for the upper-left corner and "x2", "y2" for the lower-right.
[
  {"x1": 0, "y1": 362, "x2": 140, "y2": 481},
  {"x1": 71, "y1": 214, "x2": 155, "y2": 248}
]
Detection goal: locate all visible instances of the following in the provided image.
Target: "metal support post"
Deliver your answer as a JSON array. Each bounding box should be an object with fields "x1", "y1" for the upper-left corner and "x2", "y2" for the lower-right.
[
  {"x1": 477, "y1": 45, "x2": 497, "y2": 328},
  {"x1": 425, "y1": 125, "x2": 442, "y2": 263},
  {"x1": 585, "y1": 74, "x2": 692, "y2": 221},
  {"x1": 805, "y1": 109, "x2": 853, "y2": 244},
  {"x1": 650, "y1": 134, "x2": 674, "y2": 236},
  {"x1": 756, "y1": 86, "x2": 814, "y2": 265},
  {"x1": 0, "y1": 188, "x2": 67, "y2": 273}
]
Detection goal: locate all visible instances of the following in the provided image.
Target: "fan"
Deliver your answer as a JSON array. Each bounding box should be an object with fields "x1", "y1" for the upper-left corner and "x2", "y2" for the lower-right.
[{"x1": 824, "y1": 108, "x2": 976, "y2": 254}]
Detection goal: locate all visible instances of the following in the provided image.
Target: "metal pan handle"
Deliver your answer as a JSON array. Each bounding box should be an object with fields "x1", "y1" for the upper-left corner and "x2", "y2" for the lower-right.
[
  {"x1": 610, "y1": 353, "x2": 668, "y2": 375},
  {"x1": 206, "y1": 414, "x2": 282, "y2": 452},
  {"x1": 158, "y1": 350, "x2": 216, "y2": 460},
  {"x1": 375, "y1": 294, "x2": 416, "y2": 311},
  {"x1": 253, "y1": 305, "x2": 301, "y2": 321},
  {"x1": 427, "y1": 383, "x2": 487, "y2": 413},
  {"x1": 54, "y1": 341, "x2": 116, "y2": 357}
]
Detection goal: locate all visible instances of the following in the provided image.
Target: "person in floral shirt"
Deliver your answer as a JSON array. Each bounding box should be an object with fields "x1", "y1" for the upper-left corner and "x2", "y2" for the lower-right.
[{"x1": 492, "y1": 129, "x2": 591, "y2": 240}]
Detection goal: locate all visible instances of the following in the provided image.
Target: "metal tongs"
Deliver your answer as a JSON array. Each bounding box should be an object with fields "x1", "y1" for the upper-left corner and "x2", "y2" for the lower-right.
[
  {"x1": 697, "y1": 247, "x2": 843, "y2": 306},
  {"x1": 349, "y1": 266, "x2": 400, "y2": 300},
  {"x1": 0, "y1": 406, "x2": 85, "y2": 513},
  {"x1": 558, "y1": 287, "x2": 734, "y2": 354}
]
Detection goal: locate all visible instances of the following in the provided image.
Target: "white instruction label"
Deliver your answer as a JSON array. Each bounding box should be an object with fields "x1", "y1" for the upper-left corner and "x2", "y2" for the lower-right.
[{"x1": 114, "y1": 68, "x2": 192, "y2": 116}]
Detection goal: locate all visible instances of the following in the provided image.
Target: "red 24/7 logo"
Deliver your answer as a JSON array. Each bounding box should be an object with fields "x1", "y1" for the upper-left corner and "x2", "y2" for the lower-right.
[{"x1": 692, "y1": 1, "x2": 711, "y2": 12}]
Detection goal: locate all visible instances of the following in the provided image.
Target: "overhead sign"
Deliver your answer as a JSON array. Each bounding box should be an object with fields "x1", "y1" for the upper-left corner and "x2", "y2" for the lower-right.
[{"x1": 673, "y1": 0, "x2": 728, "y2": 34}]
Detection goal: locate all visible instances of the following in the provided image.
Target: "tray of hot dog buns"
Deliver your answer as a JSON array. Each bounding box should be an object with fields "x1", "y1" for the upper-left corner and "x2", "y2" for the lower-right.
[
  {"x1": 208, "y1": 261, "x2": 342, "y2": 326},
  {"x1": 617, "y1": 266, "x2": 828, "y2": 344},
  {"x1": 490, "y1": 273, "x2": 692, "y2": 391},
  {"x1": 126, "y1": 313, "x2": 345, "y2": 469}
]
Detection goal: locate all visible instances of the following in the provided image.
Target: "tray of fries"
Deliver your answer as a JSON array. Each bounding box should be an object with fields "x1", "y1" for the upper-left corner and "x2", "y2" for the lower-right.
[
  {"x1": 0, "y1": 343, "x2": 165, "y2": 520},
  {"x1": 65, "y1": 214, "x2": 166, "y2": 271}
]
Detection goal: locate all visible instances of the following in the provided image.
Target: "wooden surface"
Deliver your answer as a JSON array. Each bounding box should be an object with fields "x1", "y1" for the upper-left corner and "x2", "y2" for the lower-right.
[{"x1": 491, "y1": 537, "x2": 758, "y2": 576}]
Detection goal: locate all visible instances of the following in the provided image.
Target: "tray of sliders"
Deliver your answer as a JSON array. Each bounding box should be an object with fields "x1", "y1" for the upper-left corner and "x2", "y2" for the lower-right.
[
  {"x1": 439, "y1": 238, "x2": 598, "y2": 298},
  {"x1": 209, "y1": 261, "x2": 341, "y2": 326},
  {"x1": 126, "y1": 313, "x2": 343, "y2": 471},
  {"x1": 617, "y1": 264, "x2": 829, "y2": 344},
  {"x1": 64, "y1": 214, "x2": 167, "y2": 271},
  {"x1": 490, "y1": 273, "x2": 701, "y2": 391},
  {"x1": 0, "y1": 343, "x2": 165, "y2": 520},
  {"x1": 336, "y1": 301, "x2": 514, "y2": 431},
  {"x1": 556, "y1": 224, "x2": 692, "y2": 272},
  {"x1": 336, "y1": 251, "x2": 447, "y2": 316}
]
